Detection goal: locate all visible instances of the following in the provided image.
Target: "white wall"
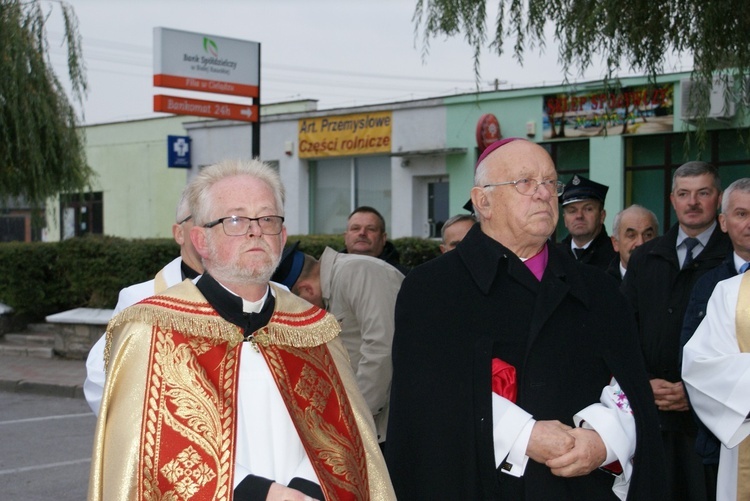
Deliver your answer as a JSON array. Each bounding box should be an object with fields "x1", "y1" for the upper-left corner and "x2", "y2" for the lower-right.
[
  {"x1": 390, "y1": 104, "x2": 449, "y2": 238},
  {"x1": 261, "y1": 119, "x2": 307, "y2": 235},
  {"x1": 185, "y1": 121, "x2": 253, "y2": 170},
  {"x1": 47, "y1": 116, "x2": 199, "y2": 241}
]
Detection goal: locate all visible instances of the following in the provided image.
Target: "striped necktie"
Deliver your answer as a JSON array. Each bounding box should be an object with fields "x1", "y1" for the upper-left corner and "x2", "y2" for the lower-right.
[{"x1": 682, "y1": 237, "x2": 700, "y2": 269}]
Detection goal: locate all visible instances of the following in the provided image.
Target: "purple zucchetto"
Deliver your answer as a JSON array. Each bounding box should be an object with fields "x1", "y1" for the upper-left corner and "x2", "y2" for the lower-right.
[{"x1": 463, "y1": 137, "x2": 528, "y2": 212}]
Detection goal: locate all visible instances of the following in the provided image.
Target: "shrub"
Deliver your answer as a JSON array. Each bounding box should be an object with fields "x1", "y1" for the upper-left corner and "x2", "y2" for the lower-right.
[
  {"x1": 289, "y1": 235, "x2": 441, "y2": 268},
  {"x1": 0, "y1": 234, "x2": 440, "y2": 322},
  {"x1": 0, "y1": 236, "x2": 177, "y2": 320},
  {"x1": 394, "y1": 237, "x2": 442, "y2": 268},
  {"x1": 0, "y1": 241, "x2": 66, "y2": 318}
]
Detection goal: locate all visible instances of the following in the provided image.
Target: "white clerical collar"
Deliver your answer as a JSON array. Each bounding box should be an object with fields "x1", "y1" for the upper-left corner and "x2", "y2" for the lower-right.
[{"x1": 215, "y1": 281, "x2": 272, "y2": 314}]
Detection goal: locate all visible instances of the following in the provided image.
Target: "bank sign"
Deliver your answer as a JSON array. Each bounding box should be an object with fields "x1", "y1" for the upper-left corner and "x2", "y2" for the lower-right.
[
  {"x1": 298, "y1": 111, "x2": 392, "y2": 159},
  {"x1": 153, "y1": 27, "x2": 260, "y2": 98}
]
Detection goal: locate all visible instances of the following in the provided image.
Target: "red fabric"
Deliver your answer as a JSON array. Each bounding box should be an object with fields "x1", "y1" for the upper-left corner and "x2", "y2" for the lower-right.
[
  {"x1": 602, "y1": 461, "x2": 623, "y2": 475},
  {"x1": 261, "y1": 343, "x2": 370, "y2": 500},
  {"x1": 491, "y1": 358, "x2": 517, "y2": 402}
]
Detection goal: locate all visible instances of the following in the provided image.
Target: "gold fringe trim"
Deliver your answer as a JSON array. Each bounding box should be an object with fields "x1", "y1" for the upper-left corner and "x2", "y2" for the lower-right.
[
  {"x1": 108, "y1": 304, "x2": 244, "y2": 347},
  {"x1": 105, "y1": 281, "x2": 342, "y2": 359},
  {"x1": 254, "y1": 312, "x2": 340, "y2": 348}
]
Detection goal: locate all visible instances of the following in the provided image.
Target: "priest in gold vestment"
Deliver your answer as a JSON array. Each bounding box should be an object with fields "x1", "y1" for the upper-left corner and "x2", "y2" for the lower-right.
[{"x1": 88, "y1": 159, "x2": 395, "y2": 501}]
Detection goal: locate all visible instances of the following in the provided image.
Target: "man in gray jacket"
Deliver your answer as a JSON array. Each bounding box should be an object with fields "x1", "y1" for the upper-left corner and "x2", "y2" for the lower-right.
[{"x1": 273, "y1": 243, "x2": 404, "y2": 444}]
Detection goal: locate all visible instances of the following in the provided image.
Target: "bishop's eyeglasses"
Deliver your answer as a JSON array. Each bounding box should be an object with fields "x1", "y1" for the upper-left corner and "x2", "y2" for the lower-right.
[
  {"x1": 203, "y1": 215, "x2": 285, "y2": 236},
  {"x1": 483, "y1": 178, "x2": 565, "y2": 197}
]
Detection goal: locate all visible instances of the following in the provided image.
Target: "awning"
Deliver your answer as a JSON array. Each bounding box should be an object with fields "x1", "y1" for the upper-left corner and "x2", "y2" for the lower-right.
[{"x1": 390, "y1": 147, "x2": 467, "y2": 158}]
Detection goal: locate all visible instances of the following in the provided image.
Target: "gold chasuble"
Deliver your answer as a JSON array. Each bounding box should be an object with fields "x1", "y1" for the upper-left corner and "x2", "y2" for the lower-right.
[
  {"x1": 736, "y1": 272, "x2": 750, "y2": 500},
  {"x1": 88, "y1": 280, "x2": 394, "y2": 501}
]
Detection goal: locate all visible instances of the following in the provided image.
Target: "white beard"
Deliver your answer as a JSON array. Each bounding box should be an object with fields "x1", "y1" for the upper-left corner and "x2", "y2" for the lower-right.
[{"x1": 205, "y1": 232, "x2": 281, "y2": 285}]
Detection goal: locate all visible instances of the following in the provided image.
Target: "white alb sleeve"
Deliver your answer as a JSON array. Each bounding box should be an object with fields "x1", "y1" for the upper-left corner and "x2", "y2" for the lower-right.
[{"x1": 573, "y1": 377, "x2": 635, "y2": 501}]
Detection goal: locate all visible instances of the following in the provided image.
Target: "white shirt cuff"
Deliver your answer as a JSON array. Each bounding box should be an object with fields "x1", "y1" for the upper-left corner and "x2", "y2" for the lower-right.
[{"x1": 491, "y1": 393, "x2": 534, "y2": 477}]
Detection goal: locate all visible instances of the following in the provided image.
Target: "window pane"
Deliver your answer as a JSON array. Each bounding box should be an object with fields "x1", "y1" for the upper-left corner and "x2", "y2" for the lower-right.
[
  {"x1": 628, "y1": 169, "x2": 667, "y2": 230},
  {"x1": 555, "y1": 140, "x2": 589, "y2": 173},
  {"x1": 429, "y1": 181, "x2": 449, "y2": 238},
  {"x1": 670, "y1": 134, "x2": 701, "y2": 165},
  {"x1": 540, "y1": 140, "x2": 589, "y2": 175},
  {"x1": 59, "y1": 192, "x2": 103, "y2": 239},
  {"x1": 355, "y1": 156, "x2": 392, "y2": 231},
  {"x1": 717, "y1": 129, "x2": 749, "y2": 162},
  {"x1": 628, "y1": 135, "x2": 665, "y2": 167},
  {"x1": 312, "y1": 158, "x2": 351, "y2": 234},
  {"x1": 721, "y1": 163, "x2": 750, "y2": 189}
]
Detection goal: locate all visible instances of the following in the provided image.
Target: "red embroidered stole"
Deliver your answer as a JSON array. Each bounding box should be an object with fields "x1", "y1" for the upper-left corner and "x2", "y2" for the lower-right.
[
  {"x1": 138, "y1": 297, "x2": 238, "y2": 501},
  {"x1": 260, "y1": 341, "x2": 370, "y2": 501},
  {"x1": 133, "y1": 293, "x2": 369, "y2": 501}
]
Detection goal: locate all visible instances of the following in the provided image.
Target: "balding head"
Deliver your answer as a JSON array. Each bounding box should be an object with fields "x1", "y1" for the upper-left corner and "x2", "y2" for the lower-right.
[
  {"x1": 611, "y1": 204, "x2": 659, "y2": 268},
  {"x1": 470, "y1": 140, "x2": 560, "y2": 258}
]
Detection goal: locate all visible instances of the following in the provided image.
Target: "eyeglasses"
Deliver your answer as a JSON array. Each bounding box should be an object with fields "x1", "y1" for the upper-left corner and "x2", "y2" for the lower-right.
[
  {"x1": 177, "y1": 215, "x2": 192, "y2": 224},
  {"x1": 483, "y1": 178, "x2": 565, "y2": 197},
  {"x1": 203, "y1": 215, "x2": 285, "y2": 236}
]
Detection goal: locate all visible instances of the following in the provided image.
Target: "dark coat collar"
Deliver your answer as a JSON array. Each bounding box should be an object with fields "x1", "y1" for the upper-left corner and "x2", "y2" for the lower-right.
[
  {"x1": 650, "y1": 221, "x2": 727, "y2": 266},
  {"x1": 560, "y1": 224, "x2": 611, "y2": 249},
  {"x1": 456, "y1": 224, "x2": 591, "y2": 308}
]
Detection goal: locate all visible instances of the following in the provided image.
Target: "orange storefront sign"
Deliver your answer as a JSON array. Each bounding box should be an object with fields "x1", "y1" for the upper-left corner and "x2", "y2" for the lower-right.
[
  {"x1": 154, "y1": 95, "x2": 258, "y2": 122},
  {"x1": 153, "y1": 74, "x2": 258, "y2": 98},
  {"x1": 298, "y1": 111, "x2": 392, "y2": 158}
]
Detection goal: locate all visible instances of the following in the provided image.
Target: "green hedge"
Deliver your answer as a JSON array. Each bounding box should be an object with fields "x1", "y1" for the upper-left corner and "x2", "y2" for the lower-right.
[
  {"x1": 0, "y1": 236, "x2": 179, "y2": 320},
  {"x1": 289, "y1": 235, "x2": 441, "y2": 268},
  {"x1": 0, "y1": 234, "x2": 440, "y2": 321}
]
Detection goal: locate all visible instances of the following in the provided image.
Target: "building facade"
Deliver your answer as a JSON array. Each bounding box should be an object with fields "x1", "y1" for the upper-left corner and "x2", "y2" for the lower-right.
[{"x1": 31, "y1": 71, "x2": 750, "y2": 242}]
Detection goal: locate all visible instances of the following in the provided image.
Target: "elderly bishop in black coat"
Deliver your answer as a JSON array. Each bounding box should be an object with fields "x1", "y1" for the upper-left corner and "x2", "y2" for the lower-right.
[{"x1": 385, "y1": 138, "x2": 665, "y2": 500}]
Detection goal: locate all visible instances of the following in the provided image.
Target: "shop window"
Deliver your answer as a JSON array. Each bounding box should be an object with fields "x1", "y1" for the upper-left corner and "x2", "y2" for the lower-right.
[
  {"x1": 428, "y1": 180, "x2": 449, "y2": 238},
  {"x1": 60, "y1": 192, "x2": 103, "y2": 240},
  {"x1": 0, "y1": 215, "x2": 27, "y2": 242},
  {"x1": 540, "y1": 139, "x2": 591, "y2": 240},
  {"x1": 310, "y1": 156, "x2": 391, "y2": 234},
  {"x1": 625, "y1": 131, "x2": 749, "y2": 231}
]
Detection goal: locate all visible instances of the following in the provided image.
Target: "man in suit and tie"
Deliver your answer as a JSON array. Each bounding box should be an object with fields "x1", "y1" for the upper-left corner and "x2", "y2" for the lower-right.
[{"x1": 622, "y1": 161, "x2": 732, "y2": 501}]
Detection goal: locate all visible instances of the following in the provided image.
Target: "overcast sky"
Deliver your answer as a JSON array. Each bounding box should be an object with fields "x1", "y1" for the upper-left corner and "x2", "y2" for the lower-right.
[{"x1": 46, "y1": 0, "x2": 692, "y2": 125}]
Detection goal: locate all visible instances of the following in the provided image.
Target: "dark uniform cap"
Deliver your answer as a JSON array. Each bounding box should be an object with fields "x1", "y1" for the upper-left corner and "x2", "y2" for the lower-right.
[
  {"x1": 271, "y1": 241, "x2": 305, "y2": 289},
  {"x1": 561, "y1": 175, "x2": 609, "y2": 206}
]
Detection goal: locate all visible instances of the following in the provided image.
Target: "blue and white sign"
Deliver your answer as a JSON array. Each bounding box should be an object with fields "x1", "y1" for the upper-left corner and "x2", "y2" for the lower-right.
[{"x1": 168, "y1": 135, "x2": 191, "y2": 168}]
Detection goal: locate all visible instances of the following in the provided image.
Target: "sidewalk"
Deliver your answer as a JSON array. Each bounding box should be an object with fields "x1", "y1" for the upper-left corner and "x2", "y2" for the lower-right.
[{"x1": 0, "y1": 353, "x2": 87, "y2": 398}]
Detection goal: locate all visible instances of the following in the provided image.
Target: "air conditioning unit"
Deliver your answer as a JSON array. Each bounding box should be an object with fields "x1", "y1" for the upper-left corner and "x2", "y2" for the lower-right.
[{"x1": 681, "y1": 76, "x2": 736, "y2": 120}]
